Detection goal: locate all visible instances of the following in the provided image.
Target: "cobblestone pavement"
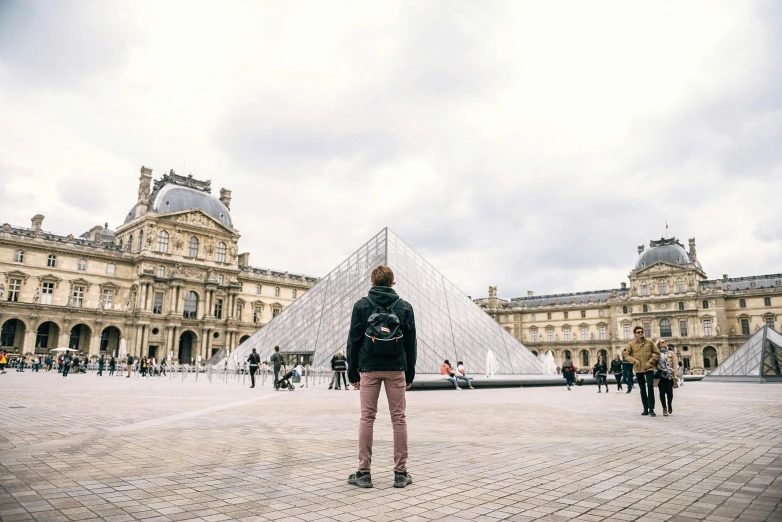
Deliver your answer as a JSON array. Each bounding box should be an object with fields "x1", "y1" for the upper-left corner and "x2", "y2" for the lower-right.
[{"x1": 0, "y1": 371, "x2": 780, "y2": 522}]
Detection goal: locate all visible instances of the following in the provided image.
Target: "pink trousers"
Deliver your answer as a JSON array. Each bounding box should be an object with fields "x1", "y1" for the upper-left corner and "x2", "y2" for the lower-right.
[{"x1": 358, "y1": 371, "x2": 408, "y2": 473}]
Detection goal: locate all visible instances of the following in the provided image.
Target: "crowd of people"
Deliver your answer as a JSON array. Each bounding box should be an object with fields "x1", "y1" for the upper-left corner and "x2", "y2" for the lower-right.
[{"x1": 561, "y1": 326, "x2": 685, "y2": 417}]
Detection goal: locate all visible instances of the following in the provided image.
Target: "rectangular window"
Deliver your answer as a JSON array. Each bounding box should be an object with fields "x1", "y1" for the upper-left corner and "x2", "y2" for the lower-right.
[
  {"x1": 253, "y1": 306, "x2": 262, "y2": 323},
  {"x1": 107, "y1": 263, "x2": 115, "y2": 276},
  {"x1": 581, "y1": 327, "x2": 588, "y2": 340},
  {"x1": 564, "y1": 328, "x2": 570, "y2": 341},
  {"x1": 546, "y1": 312, "x2": 551, "y2": 320},
  {"x1": 8, "y1": 278, "x2": 22, "y2": 302},
  {"x1": 157, "y1": 266, "x2": 165, "y2": 278},
  {"x1": 599, "y1": 309, "x2": 605, "y2": 318},
  {"x1": 71, "y1": 286, "x2": 85, "y2": 307},
  {"x1": 214, "y1": 298, "x2": 223, "y2": 319},
  {"x1": 292, "y1": 289, "x2": 298, "y2": 299},
  {"x1": 14, "y1": 250, "x2": 24, "y2": 263},
  {"x1": 564, "y1": 311, "x2": 568, "y2": 320},
  {"x1": 581, "y1": 310, "x2": 586, "y2": 318},
  {"x1": 623, "y1": 324, "x2": 630, "y2": 339},
  {"x1": 705, "y1": 319, "x2": 713, "y2": 336},
  {"x1": 102, "y1": 289, "x2": 113, "y2": 309},
  {"x1": 272, "y1": 308, "x2": 280, "y2": 317},
  {"x1": 47, "y1": 254, "x2": 57, "y2": 267},
  {"x1": 78, "y1": 259, "x2": 87, "y2": 271},
  {"x1": 766, "y1": 317, "x2": 775, "y2": 329},
  {"x1": 643, "y1": 322, "x2": 651, "y2": 338},
  {"x1": 599, "y1": 326, "x2": 606, "y2": 340},
  {"x1": 658, "y1": 280, "x2": 667, "y2": 294},
  {"x1": 531, "y1": 330, "x2": 538, "y2": 342},
  {"x1": 275, "y1": 287, "x2": 280, "y2": 297},
  {"x1": 153, "y1": 292, "x2": 164, "y2": 314},
  {"x1": 546, "y1": 329, "x2": 553, "y2": 342},
  {"x1": 641, "y1": 284, "x2": 649, "y2": 296},
  {"x1": 740, "y1": 318, "x2": 749, "y2": 335},
  {"x1": 217, "y1": 274, "x2": 224, "y2": 285},
  {"x1": 659, "y1": 320, "x2": 672, "y2": 337},
  {"x1": 679, "y1": 320, "x2": 688, "y2": 337},
  {"x1": 256, "y1": 284, "x2": 262, "y2": 294},
  {"x1": 764, "y1": 297, "x2": 771, "y2": 307},
  {"x1": 41, "y1": 282, "x2": 54, "y2": 305}
]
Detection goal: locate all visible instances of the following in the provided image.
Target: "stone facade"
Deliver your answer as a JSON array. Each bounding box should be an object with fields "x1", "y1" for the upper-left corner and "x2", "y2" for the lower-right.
[
  {"x1": 476, "y1": 237, "x2": 782, "y2": 372},
  {"x1": 0, "y1": 167, "x2": 316, "y2": 362}
]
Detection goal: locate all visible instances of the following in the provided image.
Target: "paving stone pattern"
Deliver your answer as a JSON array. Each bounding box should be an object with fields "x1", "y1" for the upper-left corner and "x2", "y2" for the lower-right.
[{"x1": 0, "y1": 372, "x2": 780, "y2": 521}]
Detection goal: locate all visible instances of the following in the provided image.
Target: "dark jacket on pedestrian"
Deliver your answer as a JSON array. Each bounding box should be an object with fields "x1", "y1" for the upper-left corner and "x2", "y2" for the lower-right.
[
  {"x1": 347, "y1": 286, "x2": 417, "y2": 384},
  {"x1": 610, "y1": 359, "x2": 623, "y2": 374},
  {"x1": 594, "y1": 361, "x2": 607, "y2": 376},
  {"x1": 331, "y1": 355, "x2": 347, "y2": 372}
]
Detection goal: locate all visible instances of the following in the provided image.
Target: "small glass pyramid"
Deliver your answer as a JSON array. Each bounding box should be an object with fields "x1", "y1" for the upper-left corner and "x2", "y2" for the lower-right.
[
  {"x1": 706, "y1": 326, "x2": 782, "y2": 382},
  {"x1": 231, "y1": 228, "x2": 545, "y2": 374}
]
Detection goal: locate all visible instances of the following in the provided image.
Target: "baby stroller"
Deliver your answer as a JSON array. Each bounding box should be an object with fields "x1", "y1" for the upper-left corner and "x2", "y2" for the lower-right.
[{"x1": 274, "y1": 369, "x2": 296, "y2": 391}]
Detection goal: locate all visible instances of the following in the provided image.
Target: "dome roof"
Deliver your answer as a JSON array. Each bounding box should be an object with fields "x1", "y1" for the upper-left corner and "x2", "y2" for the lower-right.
[
  {"x1": 635, "y1": 238, "x2": 702, "y2": 270},
  {"x1": 124, "y1": 184, "x2": 232, "y2": 227},
  {"x1": 99, "y1": 223, "x2": 115, "y2": 242}
]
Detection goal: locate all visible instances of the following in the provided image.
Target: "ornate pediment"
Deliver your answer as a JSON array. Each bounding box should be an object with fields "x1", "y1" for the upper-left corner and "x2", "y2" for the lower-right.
[
  {"x1": 37, "y1": 273, "x2": 63, "y2": 289},
  {"x1": 160, "y1": 210, "x2": 232, "y2": 233},
  {"x1": 5, "y1": 270, "x2": 30, "y2": 283}
]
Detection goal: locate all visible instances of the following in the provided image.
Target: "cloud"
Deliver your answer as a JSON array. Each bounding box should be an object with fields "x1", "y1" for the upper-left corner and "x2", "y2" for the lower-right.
[{"x1": 1, "y1": 0, "x2": 781, "y2": 300}]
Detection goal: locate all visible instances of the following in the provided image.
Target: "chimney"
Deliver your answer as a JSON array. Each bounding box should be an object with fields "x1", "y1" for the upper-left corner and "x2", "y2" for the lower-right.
[
  {"x1": 688, "y1": 238, "x2": 697, "y2": 262},
  {"x1": 638, "y1": 245, "x2": 645, "y2": 254},
  {"x1": 238, "y1": 252, "x2": 250, "y2": 267},
  {"x1": 621, "y1": 282, "x2": 627, "y2": 290},
  {"x1": 220, "y1": 188, "x2": 232, "y2": 210},
  {"x1": 31, "y1": 214, "x2": 44, "y2": 231},
  {"x1": 527, "y1": 290, "x2": 534, "y2": 297}
]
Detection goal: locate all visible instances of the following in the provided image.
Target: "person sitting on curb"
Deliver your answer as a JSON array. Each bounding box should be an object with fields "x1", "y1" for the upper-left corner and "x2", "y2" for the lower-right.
[
  {"x1": 455, "y1": 361, "x2": 475, "y2": 389},
  {"x1": 440, "y1": 360, "x2": 460, "y2": 390}
]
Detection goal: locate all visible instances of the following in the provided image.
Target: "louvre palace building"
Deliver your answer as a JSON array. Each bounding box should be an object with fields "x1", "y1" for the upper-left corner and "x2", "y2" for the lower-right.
[
  {"x1": 0, "y1": 167, "x2": 316, "y2": 363},
  {"x1": 476, "y1": 238, "x2": 782, "y2": 372}
]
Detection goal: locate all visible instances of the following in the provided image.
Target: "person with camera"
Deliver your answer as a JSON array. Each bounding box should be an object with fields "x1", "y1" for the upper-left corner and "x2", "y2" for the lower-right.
[{"x1": 654, "y1": 340, "x2": 678, "y2": 416}]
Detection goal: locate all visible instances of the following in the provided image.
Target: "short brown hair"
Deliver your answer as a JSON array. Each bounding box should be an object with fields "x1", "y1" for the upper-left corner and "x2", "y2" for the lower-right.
[
  {"x1": 371, "y1": 265, "x2": 395, "y2": 287},
  {"x1": 633, "y1": 326, "x2": 644, "y2": 334}
]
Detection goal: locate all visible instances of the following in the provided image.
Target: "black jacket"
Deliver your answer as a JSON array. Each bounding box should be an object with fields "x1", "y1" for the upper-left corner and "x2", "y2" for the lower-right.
[
  {"x1": 331, "y1": 355, "x2": 347, "y2": 372},
  {"x1": 610, "y1": 359, "x2": 622, "y2": 374},
  {"x1": 594, "y1": 361, "x2": 607, "y2": 376},
  {"x1": 347, "y1": 286, "x2": 417, "y2": 384}
]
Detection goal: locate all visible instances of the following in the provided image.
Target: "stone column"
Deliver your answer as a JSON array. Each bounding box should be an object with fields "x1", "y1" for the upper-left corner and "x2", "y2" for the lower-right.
[
  {"x1": 145, "y1": 284, "x2": 153, "y2": 311},
  {"x1": 205, "y1": 329, "x2": 213, "y2": 359},
  {"x1": 58, "y1": 329, "x2": 70, "y2": 348},
  {"x1": 139, "y1": 325, "x2": 149, "y2": 358},
  {"x1": 89, "y1": 329, "x2": 101, "y2": 357}
]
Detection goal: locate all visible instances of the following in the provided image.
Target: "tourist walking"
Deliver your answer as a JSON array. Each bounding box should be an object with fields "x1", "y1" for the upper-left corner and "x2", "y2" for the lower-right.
[
  {"x1": 140, "y1": 356, "x2": 148, "y2": 377},
  {"x1": 126, "y1": 354, "x2": 133, "y2": 378},
  {"x1": 160, "y1": 358, "x2": 167, "y2": 376},
  {"x1": 109, "y1": 356, "x2": 116, "y2": 376},
  {"x1": 621, "y1": 349, "x2": 634, "y2": 393},
  {"x1": 0, "y1": 350, "x2": 7, "y2": 374},
  {"x1": 331, "y1": 350, "x2": 348, "y2": 390},
  {"x1": 654, "y1": 340, "x2": 678, "y2": 416},
  {"x1": 440, "y1": 360, "x2": 460, "y2": 390},
  {"x1": 624, "y1": 326, "x2": 660, "y2": 417},
  {"x1": 71, "y1": 355, "x2": 79, "y2": 374},
  {"x1": 247, "y1": 348, "x2": 261, "y2": 388},
  {"x1": 62, "y1": 353, "x2": 71, "y2": 378},
  {"x1": 16, "y1": 354, "x2": 25, "y2": 372},
  {"x1": 270, "y1": 346, "x2": 285, "y2": 387},
  {"x1": 347, "y1": 265, "x2": 417, "y2": 489},
  {"x1": 610, "y1": 354, "x2": 623, "y2": 391},
  {"x1": 678, "y1": 360, "x2": 684, "y2": 387},
  {"x1": 562, "y1": 355, "x2": 576, "y2": 390},
  {"x1": 455, "y1": 361, "x2": 475, "y2": 389},
  {"x1": 594, "y1": 355, "x2": 608, "y2": 393},
  {"x1": 97, "y1": 355, "x2": 105, "y2": 376}
]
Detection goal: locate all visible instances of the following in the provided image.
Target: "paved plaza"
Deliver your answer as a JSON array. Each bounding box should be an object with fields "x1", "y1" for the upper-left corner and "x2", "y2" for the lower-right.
[{"x1": 0, "y1": 372, "x2": 780, "y2": 522}]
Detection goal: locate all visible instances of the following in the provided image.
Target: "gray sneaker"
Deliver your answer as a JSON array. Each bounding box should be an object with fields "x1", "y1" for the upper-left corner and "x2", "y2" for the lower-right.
[
  {"x1": 394, "y1": 472, "x2": 413, "y2": 488},
  {"x1": 348, "y1": 472, "x2": 373, "y2": 488}
]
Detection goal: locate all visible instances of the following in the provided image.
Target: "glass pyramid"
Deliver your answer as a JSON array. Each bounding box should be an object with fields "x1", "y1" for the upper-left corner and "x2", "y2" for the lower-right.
[
  {"x1": 705, "y1": 326, "x2": 782, "y2": 382},
  {"x1": 231, "y1": 228, "x2": 545, "y2": 375}
]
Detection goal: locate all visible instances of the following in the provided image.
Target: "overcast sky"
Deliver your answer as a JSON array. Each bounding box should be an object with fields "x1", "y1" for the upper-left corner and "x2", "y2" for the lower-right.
[{"x1": 1, "y1": 1, "x2": 780, "y2": 299}]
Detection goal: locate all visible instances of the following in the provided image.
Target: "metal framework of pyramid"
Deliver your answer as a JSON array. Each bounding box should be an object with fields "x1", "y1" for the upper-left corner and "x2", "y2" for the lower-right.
[
  {"x1": 705, "y1": 326, "x2": 782, "y2": 382},
  {"x1": 231, "y1": 228, "x2": 545, "y2": 375}
]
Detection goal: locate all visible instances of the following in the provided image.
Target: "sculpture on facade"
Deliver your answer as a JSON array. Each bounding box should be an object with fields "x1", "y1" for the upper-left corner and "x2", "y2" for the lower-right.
[
  {"x1": 32, "y1": 287, "x2": 40, "y2": 303},
  {"x1": 0, "y1": 283, "x2": 5, "y2": 299},
  {"x1": 488, "y1": 286, "x2": 497, "y2": 298}
]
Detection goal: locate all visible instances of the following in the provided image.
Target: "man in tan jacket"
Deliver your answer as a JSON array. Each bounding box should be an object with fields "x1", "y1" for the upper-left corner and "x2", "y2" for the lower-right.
[{"x1": 624, "y1": 326, "x2": 660, "y2": 417}]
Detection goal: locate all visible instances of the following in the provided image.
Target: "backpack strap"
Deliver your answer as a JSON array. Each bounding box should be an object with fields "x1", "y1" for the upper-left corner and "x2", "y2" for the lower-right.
[{"x1": 364, "y1": 295, "x2": 401, "y2": 311}]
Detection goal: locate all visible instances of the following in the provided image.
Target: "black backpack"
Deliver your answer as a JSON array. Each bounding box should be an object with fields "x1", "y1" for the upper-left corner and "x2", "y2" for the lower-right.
[{"x1": 362, "y1": 296, "x2": 404, "y2": 357}]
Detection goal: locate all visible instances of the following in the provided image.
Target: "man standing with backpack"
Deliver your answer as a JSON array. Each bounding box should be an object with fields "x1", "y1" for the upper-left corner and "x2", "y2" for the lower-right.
[
  {"x1": 346, "y1": 265, "x2": 417, "y2": 489},
  {"x1": 270, "y1": 346, "x2": 285, "y2": 387},
  {"x1": 247, "y1": 348, "x2": 261, "y2": 388}
]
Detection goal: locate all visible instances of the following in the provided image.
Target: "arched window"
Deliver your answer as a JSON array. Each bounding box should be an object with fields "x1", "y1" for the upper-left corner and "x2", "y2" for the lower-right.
[
  {"x1": 157, "y1": 230, "x2": 169, "y2": 253},
  {"x1": 702, "y1": 300, "x2": 709, "y2": 309},
  {"x1": 643, "y1": 304, "x2": 648, "y2": 313},
  {"x1": 641, "y1": 282, "x2": 649, "y2": 296},
  {"x1": 563, "y1": 350, "x2": 572, "y2": 361},
  {"x1": 77, "y1": 259, "x2": 87, "y2": 271},
  {"x1": 658, "y1": 279, "x2": 667, "y2": 295},
  {"x1": 739, "y1": 299, "x2": 746, "y2": 308},
  {"x1": 128, "y1": 234, "x2": 133, "y2": 251},
  {"x1": 14, "y1": 250, "x2": 24, "y2": 263},
  {"x1": 659, "y1": 318, "x2": 672, "y2": 337},
  {"x1": 678, "y1": 302, "x2": 685, "y2": 311},
  {"x1": 703, "y1": 346, "x2": 718, "y2": 369},
  {"x1": 622, "y1": 306, "x2": 628, "y2": 314},
  {"x1": 581, "y1": 350, "x2": 589, "y2": 367},
  {"x1": 188, "y1": 236, "x2": 199, "y2": 257},
  {"x1": 216, "y1": 242, "x2": 227, "y2": 262},
  {"x1": 183, "y1": 291, "x2": 199, "y2": 319},
  {"x1": 676, "y1": 278, "x2": 685, "y2": 293},
  {"x1": 530, "y1": 350, "x2": 538, "y2": 356}
]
